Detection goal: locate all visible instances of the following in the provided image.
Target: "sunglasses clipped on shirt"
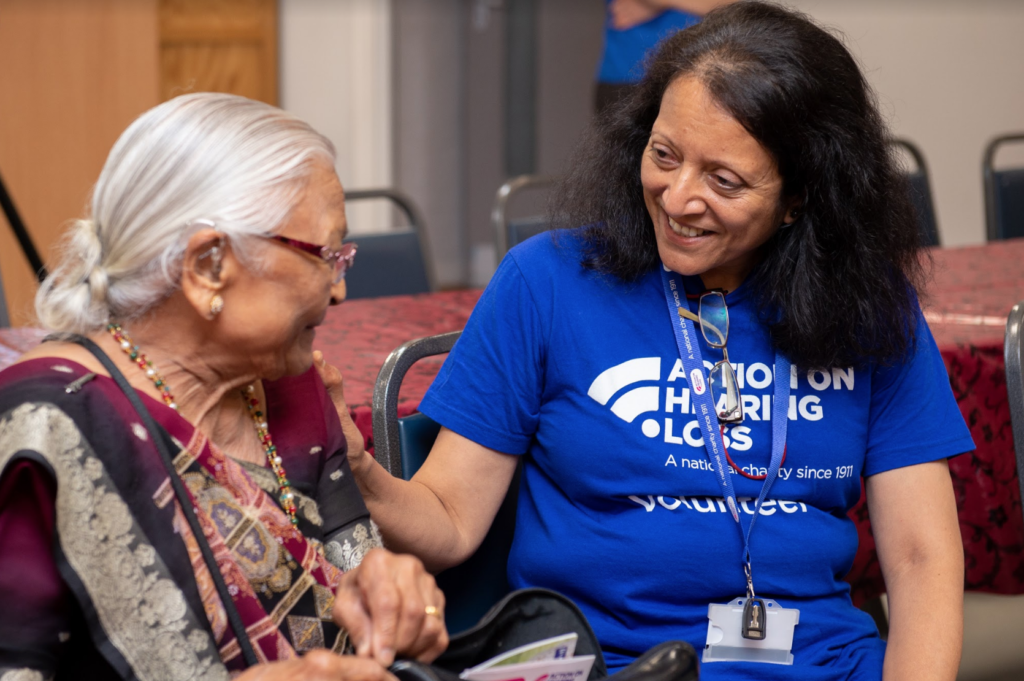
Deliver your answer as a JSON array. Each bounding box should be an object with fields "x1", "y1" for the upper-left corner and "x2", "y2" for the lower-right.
[
  {"x1": 678, "y1": 290, "x2": 744, "y2": 424},
  {"x1": 262, "y1": 235, "x2": 357, "y2": 284}
]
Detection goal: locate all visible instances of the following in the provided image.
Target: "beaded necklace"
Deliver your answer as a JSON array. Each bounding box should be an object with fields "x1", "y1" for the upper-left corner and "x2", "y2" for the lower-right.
[{"x1": 107, "y1": 323, "x2": 299, "y2": 525}]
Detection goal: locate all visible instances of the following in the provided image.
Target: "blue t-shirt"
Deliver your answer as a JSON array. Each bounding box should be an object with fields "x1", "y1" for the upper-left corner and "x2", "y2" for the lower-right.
[
  {"x1": 419, "y1": 231, "x2": 974, "y2": 680},
  {"x1": 598, "y1": 2, "x2": 700, "y2": 84}
]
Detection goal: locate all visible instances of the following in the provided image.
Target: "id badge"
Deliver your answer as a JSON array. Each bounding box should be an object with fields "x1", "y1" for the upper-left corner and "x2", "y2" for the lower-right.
[{"x1": 703, "y1": 597, "x2": 799, "y2": 665}]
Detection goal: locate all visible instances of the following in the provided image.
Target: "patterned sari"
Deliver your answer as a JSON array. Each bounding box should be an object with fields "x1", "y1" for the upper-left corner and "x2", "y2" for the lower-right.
[{"x1": 0, "y1": 358, "x2": 382, "y2": 680}]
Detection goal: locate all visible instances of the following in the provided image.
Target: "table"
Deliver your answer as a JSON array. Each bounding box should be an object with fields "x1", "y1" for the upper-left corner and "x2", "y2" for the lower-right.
[{"x1": 3, "y1": 240, "x2": 1023, "y2": 601}]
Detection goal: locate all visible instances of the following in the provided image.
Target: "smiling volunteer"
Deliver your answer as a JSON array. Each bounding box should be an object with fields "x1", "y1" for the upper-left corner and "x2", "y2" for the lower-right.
[{"x1": 337, "y1": 4, "x2": 973, "y2": 680}]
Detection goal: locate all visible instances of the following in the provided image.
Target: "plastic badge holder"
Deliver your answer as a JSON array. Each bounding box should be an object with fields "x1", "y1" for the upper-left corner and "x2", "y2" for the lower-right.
[{"x1": 703, "y1": 597, "x2": 799, "y2": 665}]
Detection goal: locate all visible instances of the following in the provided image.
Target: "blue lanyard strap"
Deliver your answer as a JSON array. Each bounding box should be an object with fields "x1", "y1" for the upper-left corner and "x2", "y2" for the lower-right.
[{"x1": 659, "y1": 267, "x2": 790, "y2": 578}]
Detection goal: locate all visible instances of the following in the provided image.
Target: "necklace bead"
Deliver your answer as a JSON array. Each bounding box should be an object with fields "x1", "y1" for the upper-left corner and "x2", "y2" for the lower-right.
[
  {"x1": 106, "y1": 323, "x2": 299, "y2": 526},
  {"x1": 108, "y1": 323, "x2": 178, "y2": 411},
  {"x1": 243, "y1": 387, "x2": 299, "y2": 525}
]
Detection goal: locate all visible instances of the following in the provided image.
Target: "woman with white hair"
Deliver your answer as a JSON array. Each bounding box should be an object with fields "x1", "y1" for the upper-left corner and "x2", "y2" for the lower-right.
[{"x1": 0, "y1": 93, "x2": 446, "y2": 680}]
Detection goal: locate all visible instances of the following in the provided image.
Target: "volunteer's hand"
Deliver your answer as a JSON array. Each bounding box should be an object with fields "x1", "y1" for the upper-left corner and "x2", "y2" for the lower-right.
[
  {"x1": 236, "y1": 650, "x2": 396, "y2": 681},
  {"x1": 333, "y1": 548, "x2": 449, "y2": 667},
  {"x1": 314, "y1": 350, "x2": 368, "y2": 468}
]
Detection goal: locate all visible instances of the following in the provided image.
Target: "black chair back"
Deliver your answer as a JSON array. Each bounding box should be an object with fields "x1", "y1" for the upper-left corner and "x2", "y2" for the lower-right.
[
  {"x1": 507, "y1": 215, "x2": 551, "y2": 251},
  {"x1": 892, "y1": 139, "x2": 940, "y2": 247},
  {"x1": 343, "y1": 188, "x2": 434, "y2": 299},
  {"x1": 984, "y1": 134, "x2": 1024, "y2": 241}
]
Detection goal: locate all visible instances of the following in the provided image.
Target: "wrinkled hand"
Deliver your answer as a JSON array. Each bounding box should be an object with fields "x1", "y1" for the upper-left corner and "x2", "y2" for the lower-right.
[
  {"x1": 314, "y1": 350, "x2": 368, "y2": 467},
  {"x1": 609, "y1": 0, "x2": 662, "y2": 29},
  {"x1": 236, "y1": 650, "x2": 396, "y2": 681},
  {"x1": 333, "y1": 548, "x2": 449, "y2": 667}
]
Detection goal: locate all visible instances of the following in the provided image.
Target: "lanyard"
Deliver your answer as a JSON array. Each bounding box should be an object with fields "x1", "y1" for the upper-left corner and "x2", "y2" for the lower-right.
[{"x1": 659, "y1": 267, "x2": 790, "y2": 582}]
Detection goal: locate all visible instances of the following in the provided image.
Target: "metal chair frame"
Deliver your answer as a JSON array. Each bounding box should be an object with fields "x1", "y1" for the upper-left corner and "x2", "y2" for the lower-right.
[
  {"x1": 371, "y1": 330, "x2": 524, "y2": 633},
  {"x1": 492, "y1": 174, "x2": 557, "y2": 260},
  {"x1": 983, "y1": 133, "x2": 1024, "y2": 241},
  {"x1": 344, "y1": 187, "x2": 437, "y2": 295},
  {"x1": 1006, "y1": 302, "x2": 1024, "y2": 519},
  {"x1": 893, "y1": 138, "x2": 928, "y2": 177},
  {"x1": 371, "y1": 330, "x2": 461, "y2": 477}
]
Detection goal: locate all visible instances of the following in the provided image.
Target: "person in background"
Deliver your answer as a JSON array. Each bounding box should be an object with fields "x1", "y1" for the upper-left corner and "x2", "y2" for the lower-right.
[
  {"x1": 0, "y1": 93, "x2": 446, "y2": 681},
  {"x1": 597, "y1": 0, "x2": 735, "y2": 114}
]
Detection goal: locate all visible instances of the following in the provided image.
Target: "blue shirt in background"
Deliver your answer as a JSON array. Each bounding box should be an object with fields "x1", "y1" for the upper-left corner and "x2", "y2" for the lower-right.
[{"x1": 598, "y1": 1, "x2": 701, "y2": 84}]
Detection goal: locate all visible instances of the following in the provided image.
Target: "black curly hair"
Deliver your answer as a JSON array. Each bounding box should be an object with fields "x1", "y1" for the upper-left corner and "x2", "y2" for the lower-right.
[{"x1": 551, "y1": 1, "x2": 925, "y2": 369}]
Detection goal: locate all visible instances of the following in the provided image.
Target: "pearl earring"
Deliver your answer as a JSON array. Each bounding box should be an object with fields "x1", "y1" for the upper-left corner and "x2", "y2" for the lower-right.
[{"x1": 209, "y1": 294, "x2": 224, "y2": 317}]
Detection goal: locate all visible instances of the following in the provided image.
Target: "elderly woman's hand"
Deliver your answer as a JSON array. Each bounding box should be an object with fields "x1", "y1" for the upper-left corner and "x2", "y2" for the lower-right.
[
  {"x1": 314, "y1": 350, "x2": 369, "y2": 469},
  {"x1": 333, "y1": 548, "x2": 449, "y2": 667},
  {"x1": 236, "y1": 650, "x2": 396, "y2": 681}
]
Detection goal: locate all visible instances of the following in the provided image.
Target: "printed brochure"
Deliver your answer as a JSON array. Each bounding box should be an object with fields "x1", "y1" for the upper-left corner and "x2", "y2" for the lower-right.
[{"x1": 460, "y1": 633, "x2": 594, "y2": 681}]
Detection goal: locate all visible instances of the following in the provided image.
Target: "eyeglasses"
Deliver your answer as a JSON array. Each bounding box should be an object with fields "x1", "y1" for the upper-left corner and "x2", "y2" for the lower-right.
[
  {"x1": 679, "y1": 290, "x2": 744, "y2": 424},
  {"x1": 263, "y1": 235, "x2": 357, "y2": 284}
]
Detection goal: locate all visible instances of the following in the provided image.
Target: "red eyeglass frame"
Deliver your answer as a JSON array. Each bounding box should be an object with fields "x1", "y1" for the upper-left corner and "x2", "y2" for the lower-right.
[{"x1": 264, "y1": 235, "x2": 357, "y2": 282}]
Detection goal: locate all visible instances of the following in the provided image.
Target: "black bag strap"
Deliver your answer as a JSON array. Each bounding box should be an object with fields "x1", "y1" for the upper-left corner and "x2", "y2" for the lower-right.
[{"x1": 69, "y1": 335, "x2": 260, "y2": 668}]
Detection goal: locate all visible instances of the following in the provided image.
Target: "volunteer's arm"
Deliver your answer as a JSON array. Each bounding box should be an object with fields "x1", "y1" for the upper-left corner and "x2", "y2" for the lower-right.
[{"x1": 868, "y1": 459, "x2": 963, "y2": 681}]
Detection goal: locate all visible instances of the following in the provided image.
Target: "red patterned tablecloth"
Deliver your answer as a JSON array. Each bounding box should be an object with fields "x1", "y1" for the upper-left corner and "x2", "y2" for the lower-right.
[
  {"x1": 313, "y1": 289, "x2": 484, "y2": 455},
  {"x1": 2, "y1": 240, "x2": 1023, "y2": 601},
  {"x1": 846, "y1": 239, "x2": 1024, "y2": 603}
]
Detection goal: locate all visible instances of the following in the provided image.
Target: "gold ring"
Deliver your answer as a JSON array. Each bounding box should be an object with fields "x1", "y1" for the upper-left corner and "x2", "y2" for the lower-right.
[{"x1": 424, "y1": 605, "x2": 441, "y2": 618}]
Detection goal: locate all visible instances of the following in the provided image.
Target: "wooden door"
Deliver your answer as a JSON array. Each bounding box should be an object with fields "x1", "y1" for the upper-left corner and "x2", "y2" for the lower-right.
[
  {"x1": 0, "y1": 0, "x2": 279, "y2": 327},
  {"x1": 160, "y1": 0, "x2": 278, "y2": 105},
  {"x1": 0, "y1": 0, "x2": 160, "y2": 327}
]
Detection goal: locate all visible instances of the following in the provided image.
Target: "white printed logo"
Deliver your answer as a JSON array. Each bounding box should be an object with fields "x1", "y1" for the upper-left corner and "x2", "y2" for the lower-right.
[
  {"x1": 588, "y1": 356, "x2": 852, "y2": 451},
  {"x1": 589, "y1": 356, "x2": 659, "y2": 436},
  {"x1": 629, "y1": 495, "x2": 809, "y2": 515},
  {"x1": 587, "y1": 357, "x2": 662, "y2": 438},
  {"x1": 689, "y1": 368, "x2": 706, "y2": 395}
]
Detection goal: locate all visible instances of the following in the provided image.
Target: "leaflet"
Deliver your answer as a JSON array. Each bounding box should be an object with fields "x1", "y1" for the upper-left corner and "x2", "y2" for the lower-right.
[
  {"x1": 460, "y1": 654, "x2": 595, "y2": 681},
  {"x1": 460, "y1": 633, "x2": 592, "y2": 681},
  {"x1": 462, "y1": 633, "x2": 578, "y2": 673}
]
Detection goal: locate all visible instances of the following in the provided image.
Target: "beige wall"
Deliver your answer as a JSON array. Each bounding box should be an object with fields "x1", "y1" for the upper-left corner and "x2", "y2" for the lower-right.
[
  {"x1": 388, "y1": 1, "x2": 1024, "y2": 287},
  {"x1": 4, "y1": 2, "x2": 1022, "y2": 307},
  {"x1": 0, "y1": 0, "x2": 159, "y2": 327},
  {"x1": 789, "y1": 0, "x2": 1024, "y2": 247},
  {"x1": 393, "y1": 0, "x2": 468, "y2": 286},
  {"x1": 280, "y1": 0, "x2": 393, "y2": 236}
]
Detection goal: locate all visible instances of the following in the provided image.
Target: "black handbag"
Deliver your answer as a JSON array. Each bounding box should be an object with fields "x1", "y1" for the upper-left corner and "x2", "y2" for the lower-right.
[{"x1": 391, "y1": 589, "x2": 699, "y2": 681}]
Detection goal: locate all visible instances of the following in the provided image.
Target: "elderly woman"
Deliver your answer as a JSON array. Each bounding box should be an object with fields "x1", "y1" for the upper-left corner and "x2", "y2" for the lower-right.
[
  {"x1": 336, "y1": 3, "x2": 973, "y2": 680},
  {"x1": 0, "y1": 93, "x2": 446, "y2": 680}
]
